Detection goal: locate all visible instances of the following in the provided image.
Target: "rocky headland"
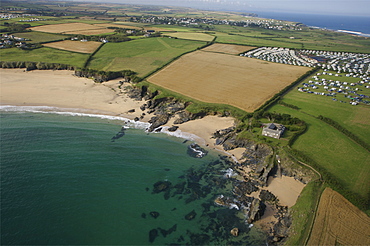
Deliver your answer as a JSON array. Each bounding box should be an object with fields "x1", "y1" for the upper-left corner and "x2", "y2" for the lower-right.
[{"x1": 124, "y1": 83, "x2": 313, "y2": 245}]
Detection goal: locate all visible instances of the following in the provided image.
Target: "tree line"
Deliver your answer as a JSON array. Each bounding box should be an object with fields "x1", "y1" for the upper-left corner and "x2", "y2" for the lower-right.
[{"x1": 0, "y1": 61, "x2": 75, "y2": 70}]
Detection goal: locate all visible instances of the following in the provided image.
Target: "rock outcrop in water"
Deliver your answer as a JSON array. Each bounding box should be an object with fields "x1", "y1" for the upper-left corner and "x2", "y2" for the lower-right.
[
  {"x1": 184, "y1": 210, "x2": 197, "y2": 220},
  {"x1": 187, "y1": 143, "x2": 208, "y2": 158},
  {"x1": 149, "y1": 229, "x2": 158, "y2": 243}
]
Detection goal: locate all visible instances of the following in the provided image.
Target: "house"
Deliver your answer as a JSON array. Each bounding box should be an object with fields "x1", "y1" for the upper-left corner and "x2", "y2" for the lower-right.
[{"x1": 262, "y1": 123, "x2": 285, "y2": 139}]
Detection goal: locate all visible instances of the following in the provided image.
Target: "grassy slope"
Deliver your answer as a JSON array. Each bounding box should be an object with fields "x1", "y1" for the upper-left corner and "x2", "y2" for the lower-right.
[
  {"x1": 162, "y1": 32, "x2": 214, "y2": 42},
  {"x1": 283, "y1": 70, "x2": 370, "y2": 145},
  {"x1": 88, "y1": 37, "x2": 206, "y2": 76},
  {"x1": 268, "y1": 104, "x2": 369, "y2": 200},
  {"x1": 284, "y1": 180, "x2": 324, "y2": 245},
  {"x1": 12, "y1": 31, "x2": 67, "y2": 43},
  {"x1": 0, "y1": 47, "x2": 89, "y2": 68}
]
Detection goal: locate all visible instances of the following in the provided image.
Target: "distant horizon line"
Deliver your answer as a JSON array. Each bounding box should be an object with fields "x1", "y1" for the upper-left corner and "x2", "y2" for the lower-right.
[{"x1": 53, "y1": 0, "x2": 369, "y2": 17}]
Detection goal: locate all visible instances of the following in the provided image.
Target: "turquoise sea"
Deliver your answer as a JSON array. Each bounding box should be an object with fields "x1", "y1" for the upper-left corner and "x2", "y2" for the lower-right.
[{"x1": 0, "y1": 108, "x2": 266, "y2": 245}]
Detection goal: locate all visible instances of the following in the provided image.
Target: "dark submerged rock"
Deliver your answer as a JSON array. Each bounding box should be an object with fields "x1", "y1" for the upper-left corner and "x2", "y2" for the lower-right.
[
  {"x1": 150, "y1": 211, "x2": 160, "y2": 219},
  {"x1": 111, "y1": 127, "x2": 126, "y2": 141},
  {"x1": 189, "y1": 233, "x2": 210, "y2": 245},
  {"x1": 184, "y1": 210, "x2": 197, "y2": 220},
  {"x1": 152, "y1": 181, "x2": 172, "y2": 194},
  {"x1": 149, "y1": 229, "x2": 158, "y2": 243},
  {"x1": 158, "y1": 224, "x2": 177, "y2": 237}
]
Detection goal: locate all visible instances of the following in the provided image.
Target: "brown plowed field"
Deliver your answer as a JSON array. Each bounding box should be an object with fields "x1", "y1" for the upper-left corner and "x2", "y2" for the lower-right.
[
  {"x1": 202, "y1": 43, "x2": 256, "y2": 55},
  {"x1": 29, "y1": 23, "x2": 111, "y2": 35},
  {"x1": 43, "y1": 40, "x2": 101, "y2": 54},
  {"x1": 308, "y1": 188, "x2": 370, "y2": 245},
  {"x1": 30, "y1": 23, "x2": 101, "y2": 33},
  {"x1": 148, "y1": 51, "x2": 310, "y2": 112},
  {"x1": 63, "y1": 29, "x2": 112, "y2": 35},
  {"x1": 94, "y1": 23, "x2": 142, "y2": 29}
]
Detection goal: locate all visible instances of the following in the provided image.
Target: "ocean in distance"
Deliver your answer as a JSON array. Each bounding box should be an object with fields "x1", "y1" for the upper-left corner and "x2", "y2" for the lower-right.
[
  {"x1": 254, "y1": 11, "x2": 370, "y2": 36},
  {"x1": 0, "y1": 109, "x2": 266, "y2": 245}
]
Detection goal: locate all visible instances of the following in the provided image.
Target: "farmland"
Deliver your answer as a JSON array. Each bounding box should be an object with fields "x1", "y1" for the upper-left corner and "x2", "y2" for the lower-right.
[
  {"x1": 202, "y1": 43, "x2": 256, "y2": 55},
  {"x1": 29, "y1": 22, "x2": 112, "y2": 35},
  {"x1": 267, "y1": 103, "x2": 370, "y2": 201},
  {"x1": 0, "y1": 47, "x2": 89, "y2": 68},
  {"x1": 163, "y1": 32, "x2": 214, "y2": 42},
  {"x1": 283, "y1": 69, "x2": 370, "y2": 145},
  {"x1": 12, "y1": 32, "x2": 66, "y2": 43},
  {"x1": 212, "y1": 26, "x2": 370, "y2": 53},
  {"x1": 88, "y1": 37, "x2": 206, "y2": 76},
  {"x1": 93, "y1": 23, "x2": 142, "y2": 30},
  {"x1": 308, "y1": 188, "x2": 370, "y2": 245},
  {"x1": 265, "y1": 68, "x2": 370, "y2": 205},
  {"x1": 148, "y1": 50, "x2": 310, "y2": 112},
  {"x1": 43, "y1": 40, "x2": 102, "y2": 54},
  {"x1": 1, "y1": 1, "x2": 369, "y2": 243}
]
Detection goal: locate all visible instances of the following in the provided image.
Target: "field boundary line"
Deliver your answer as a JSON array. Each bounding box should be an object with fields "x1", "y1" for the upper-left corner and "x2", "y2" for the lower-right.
[{"x1": 304, "y1": 185, "x2": 326, "y2": 245}]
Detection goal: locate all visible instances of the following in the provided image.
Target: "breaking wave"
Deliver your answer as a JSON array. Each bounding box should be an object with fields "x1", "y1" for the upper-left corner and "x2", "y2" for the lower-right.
[{"x1": 0, "y1": 105, "x2": 150, "y2": 129}]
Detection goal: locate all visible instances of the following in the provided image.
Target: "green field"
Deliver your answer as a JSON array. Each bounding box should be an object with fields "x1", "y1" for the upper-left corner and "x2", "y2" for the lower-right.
[
  {"x1": 13, "y1": 31, "x2": 67, "y2": 43},
  {"x1": 268, "y1": 78, "x2": 370, "y2": 201},
  {"x1": 0, "y1": 47, "x2": 89, "y2": 68},
  {"x1": 212, "y1": 25, "x2": 370, "y2": 53},
  {"x1": 88, "y1": 37, "x2": 206, "y2": 76},
  {"x1": 163, "y1": 32, "x2": 214, "y2": 41},
  {"x1": 144, "y1": 25, "x2": 201, "y2": 32},
  {"x1": 283, "y1": 71, "x2": 370, "y2": 145},
  {"x1": 214, "y1": 31, "x2": 303, "y2": 49}
]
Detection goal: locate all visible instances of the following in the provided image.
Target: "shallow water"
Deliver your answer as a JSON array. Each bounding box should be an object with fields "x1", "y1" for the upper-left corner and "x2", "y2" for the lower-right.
[{"x1": 0, "y1": 110, "x2": 266, "y2": 245}]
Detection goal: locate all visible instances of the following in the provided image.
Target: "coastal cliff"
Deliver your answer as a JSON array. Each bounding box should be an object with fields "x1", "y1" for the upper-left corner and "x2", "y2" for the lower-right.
[{"x1": 123, "y1": 83, "x2": 313, "y2": 244}]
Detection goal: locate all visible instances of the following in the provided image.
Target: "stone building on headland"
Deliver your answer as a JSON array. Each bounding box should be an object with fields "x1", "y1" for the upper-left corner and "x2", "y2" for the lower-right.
[{"x1": 262, "y1": 123, "x2": 285, "y2": 139}]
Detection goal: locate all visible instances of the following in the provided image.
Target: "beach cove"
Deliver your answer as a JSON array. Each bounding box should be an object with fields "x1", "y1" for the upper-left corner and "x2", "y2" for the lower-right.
[{"x1": 0, "y1": 68, "x2": 306, "y2": 244}]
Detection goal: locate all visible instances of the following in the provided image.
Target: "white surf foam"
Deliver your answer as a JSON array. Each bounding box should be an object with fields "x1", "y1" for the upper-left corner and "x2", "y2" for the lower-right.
[
  {"x1": 0, "y1": 105, "x2": 151, "y2": 129},
  {"x1": 158, "y1": 126, "x2": 205, "y2": 143}
]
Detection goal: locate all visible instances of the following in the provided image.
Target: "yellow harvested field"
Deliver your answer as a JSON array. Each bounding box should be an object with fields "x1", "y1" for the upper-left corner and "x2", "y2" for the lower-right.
[
  {"x1": 30, "y1": 23, "x2": 103, "y2": 34},
  {"x1": 148, "y1": 51, "x2": 310, "y2": 112},
  {"x1": 94, "y1": 23, "x2": 142, "y2": 30},
  {"x1": 43, "y1": 40, "x2": 101, "y2": 54},
  {"x1": 145, "y1": 27, "x2": 173, "y2": 32},
  {"x1": 202, "y1": 43, "x2": 256, "y2": 55},
  {"x1": 308, "y1": 188, "x2": 370, "y2": 245},
  {"x1": 63, "y1": 29, "x2": 112, "y2": 35},
  {"x1": 164, "y1": 32, "x2": 214, "y2": 42}
]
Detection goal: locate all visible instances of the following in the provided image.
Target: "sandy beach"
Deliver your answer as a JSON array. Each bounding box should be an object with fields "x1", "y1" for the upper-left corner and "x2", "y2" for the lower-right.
[
  {"x1": 0, "y1": 68, "x2": 305, "y2": 223},
  {"x1": 0, "y1": 68, "x2": 236, "y2": 154}
]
